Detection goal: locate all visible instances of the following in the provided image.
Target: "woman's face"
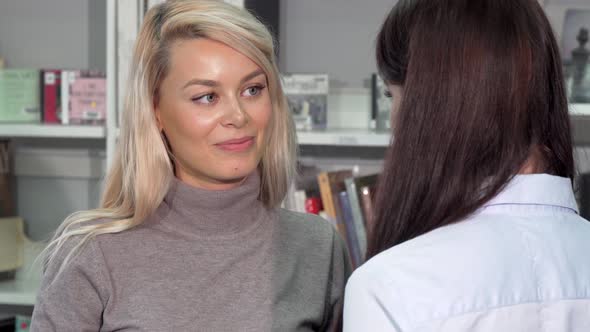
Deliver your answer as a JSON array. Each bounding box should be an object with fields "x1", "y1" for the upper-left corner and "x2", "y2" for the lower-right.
[
  {"x1": 387, "y1": 84, "x2": 403, "y2": 130},
  {"x1": 155, "y1": 38, "x2": 272, "y2": 190}
]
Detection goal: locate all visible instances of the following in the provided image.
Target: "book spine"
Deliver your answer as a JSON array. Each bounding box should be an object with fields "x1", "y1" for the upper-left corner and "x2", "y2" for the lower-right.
[
  {"x1": 42, "y1": 70, "x2": 61, "y2": 123},
  {"x1": 69, "y1": 76, "x2": 107, "y2": 125},
  {"x1": 338, "y1": 191, "x2": 361, "y2": 268},
  {"x1": 331, "y1": 190, "x2": 349, "y2": 254},
  {"x1": 359, "y1": 185, "x2": 376, "y2": 237},
  {"x1": 345, "y1": 178, "x2": 367, "y2": 259},
  {"x1": 317, "y1": 172, "x2": 337, "y2": 221},
  {"x1": 60, "y1": 70, "x2": 70, "y2": 125},
  {"x1": 39, "y1": 70, "x2": 44, "y2": 123}
]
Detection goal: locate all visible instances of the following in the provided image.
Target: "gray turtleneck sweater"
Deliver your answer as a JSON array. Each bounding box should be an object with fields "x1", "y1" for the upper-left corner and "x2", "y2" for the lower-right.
[{"x1": 31, "y1": 174, "x2": 351, "y2": 331}]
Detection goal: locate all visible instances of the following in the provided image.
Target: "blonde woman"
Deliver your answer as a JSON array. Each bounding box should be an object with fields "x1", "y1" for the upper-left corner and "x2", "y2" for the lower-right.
[{"x1": 31, "y1": 1, "x2": 351, "y2": 331}]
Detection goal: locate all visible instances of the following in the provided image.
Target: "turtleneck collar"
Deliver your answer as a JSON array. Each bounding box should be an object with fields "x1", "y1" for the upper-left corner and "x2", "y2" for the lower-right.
[{"x1": 157, "y1": 172, "x2": 272, "y2": 239}]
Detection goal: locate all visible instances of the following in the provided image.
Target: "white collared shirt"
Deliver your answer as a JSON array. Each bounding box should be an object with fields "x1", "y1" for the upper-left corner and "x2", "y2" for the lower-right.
[{"x1": 344, "y1": 174, "x2": 590, "y2": 332}]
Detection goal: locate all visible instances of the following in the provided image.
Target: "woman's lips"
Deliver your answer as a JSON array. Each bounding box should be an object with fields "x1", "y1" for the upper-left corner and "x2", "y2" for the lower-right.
[{"x1": 215, "y1": 136, "x2": 255, "y2": 152}]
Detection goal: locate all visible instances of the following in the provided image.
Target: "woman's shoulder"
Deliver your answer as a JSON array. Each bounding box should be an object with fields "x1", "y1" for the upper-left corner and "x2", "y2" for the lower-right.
[
  {"x1": 46, "y1": 217, "x2": 147, "y2": 269},
  {"x1": 278, "y1": 208, "x2": 335, "y2": 233},
  {"x1": 276, "y1": 209, "x2": 340, "y2": 249}
]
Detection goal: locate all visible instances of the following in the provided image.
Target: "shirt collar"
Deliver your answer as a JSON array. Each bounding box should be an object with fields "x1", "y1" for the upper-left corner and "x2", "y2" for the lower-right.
[{"x1": 483, "y1": 174, "x2": 579, "y2": 214}]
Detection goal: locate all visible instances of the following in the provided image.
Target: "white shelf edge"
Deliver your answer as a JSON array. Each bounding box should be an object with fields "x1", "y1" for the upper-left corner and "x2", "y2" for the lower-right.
[
  {"x1": 570, "y1": 103, "x2": 590, "y2": 116},
  {"x1": 297, "y1": 104, "x2": 590, "y2": 147},
  {"x1": 297, "y1": 129, "x2": 391, "y2": 147},
  {"x1": 0, "y1": 124, "x2": 105, "y2": 139},
  {"x1": 0, "y1": 279, "x2": 39, "y2": 306}
]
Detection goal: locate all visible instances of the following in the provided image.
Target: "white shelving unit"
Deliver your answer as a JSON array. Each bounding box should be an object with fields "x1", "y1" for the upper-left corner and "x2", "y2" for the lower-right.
[
  {"x1": 1, "y1": 0, "x2": 589, "y2": 312},
  {"x1": 294, "y1": 105, "x2": 590, "y2": 147}
]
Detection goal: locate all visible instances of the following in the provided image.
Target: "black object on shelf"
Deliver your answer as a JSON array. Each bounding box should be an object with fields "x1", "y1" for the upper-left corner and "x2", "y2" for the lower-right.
[
  {"x1": 0, "y1": 315, "x2": 15, "y2": 332},
  {"x1": 245, "y1": 0, "x2": 280, "y2": 50}
]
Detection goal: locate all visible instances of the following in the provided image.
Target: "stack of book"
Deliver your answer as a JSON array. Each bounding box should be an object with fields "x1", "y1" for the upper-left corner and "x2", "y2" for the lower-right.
[
  {"x1": 0, "y1": 68, "x2": 106, "y2": 125},
  {"x1": 286, "y1": 168, "x2": 379, "y2": 269},
  {"x1": 42, "y1": 69, "x2": 106, "y2": 125}
]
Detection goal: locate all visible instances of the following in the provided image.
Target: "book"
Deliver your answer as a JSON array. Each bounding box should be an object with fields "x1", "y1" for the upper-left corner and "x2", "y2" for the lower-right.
[
  {"x1": 61, "y1": 70, "x2": 72, "y2": 124},
  {"x1": 0, "y1": 69, "x2": 40, "y2": 123},
  {"x1": 41, "y1": 69, "x2": 62, "y2": 124},
  {"x1": 370, "y1": 73, "x2": 391, "y2": 131},
  {"x1": 338, "y1": 191, "x2": 362, "y2": 268},
  {"x1": 61, "y1": 70, "x2": 107, "y2": 125},
  {"x1": 317, "y1": 170, "x2": 353, "y2": 252},
  {"x1": 359, "y1": 183, "x2": 378, "y2": 236},
  {"x1": 282, "y1": 74, "x2": 329, "y2": 130},
  {"x1": 344, "y1": 177, "x2": 368, "y2": 259},
  {"x1": 69, "y1": 74, "x2": 107, "y2": 125}
]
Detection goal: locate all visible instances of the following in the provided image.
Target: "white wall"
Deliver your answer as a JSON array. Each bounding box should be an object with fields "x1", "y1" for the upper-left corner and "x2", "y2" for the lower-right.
[
  {"x1": 0, "y1": 0, "x2": 105, "y2": 71},
  {"x1": 279, "y1": 0, "x2": 395, "y2": 88},
  {"x1": 278, "y1": 0, "x2": 590, "y2": 88},
  {"x1": 0, "y1": 0, "x2": 88, "y2": 69}
]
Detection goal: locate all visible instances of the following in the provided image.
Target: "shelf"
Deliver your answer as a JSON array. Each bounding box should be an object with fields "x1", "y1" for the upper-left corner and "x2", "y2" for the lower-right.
[
  {"x1": 0, "y1": 275, "x2": 39, "y2": 306},
  {"x1": 297, "y1": 129, "x2": 390, "y2": 147},
  {"x1": 0, "y1": 124, "x2": 105, "y2": 139},
  {"x1": 570, "y1": 103, "x2": 590, "y2": 116},
  {"x1": 297, "y1": 104, "x2": 590, "y2": 147},
  {"x1": 0, "y1": 240, "x2": 44, "y2": 306}
]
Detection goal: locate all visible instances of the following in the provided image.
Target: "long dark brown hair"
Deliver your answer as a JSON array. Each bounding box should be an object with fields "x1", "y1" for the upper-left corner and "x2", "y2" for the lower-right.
[{"x1": 367, "y1": 0, "x2": 574, "y2": 258}]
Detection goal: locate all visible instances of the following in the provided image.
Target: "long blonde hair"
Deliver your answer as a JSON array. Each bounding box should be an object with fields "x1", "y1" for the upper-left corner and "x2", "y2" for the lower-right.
[{"x1": 43, "y1": 0, "x2": 296, "y2": 273}]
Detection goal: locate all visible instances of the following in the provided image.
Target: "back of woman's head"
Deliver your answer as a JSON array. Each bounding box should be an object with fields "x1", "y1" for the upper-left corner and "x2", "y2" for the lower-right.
[{"x1": 368, "y1": 0, "x2": 574, "y2": 257}]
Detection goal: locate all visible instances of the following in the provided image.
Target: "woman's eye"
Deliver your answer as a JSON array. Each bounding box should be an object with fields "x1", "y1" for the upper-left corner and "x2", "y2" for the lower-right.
[
  {"x1": 192, "y1": 94, "x2": 216, "y2": 104},
  {"x1": 383, "y1": 90, "x2": 393, "y2": 99},
  {"x1": 243, "y1": 85, "x2": 265, "y2": 97}
]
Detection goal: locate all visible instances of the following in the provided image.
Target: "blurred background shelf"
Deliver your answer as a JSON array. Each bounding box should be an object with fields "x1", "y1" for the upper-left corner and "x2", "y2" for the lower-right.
[
  {"x1": 0, "y1": 124, "x2": 105, "y2": 139},
  {"x1": 297, "y1": 129, "x2": 390, "y2": 147}
]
